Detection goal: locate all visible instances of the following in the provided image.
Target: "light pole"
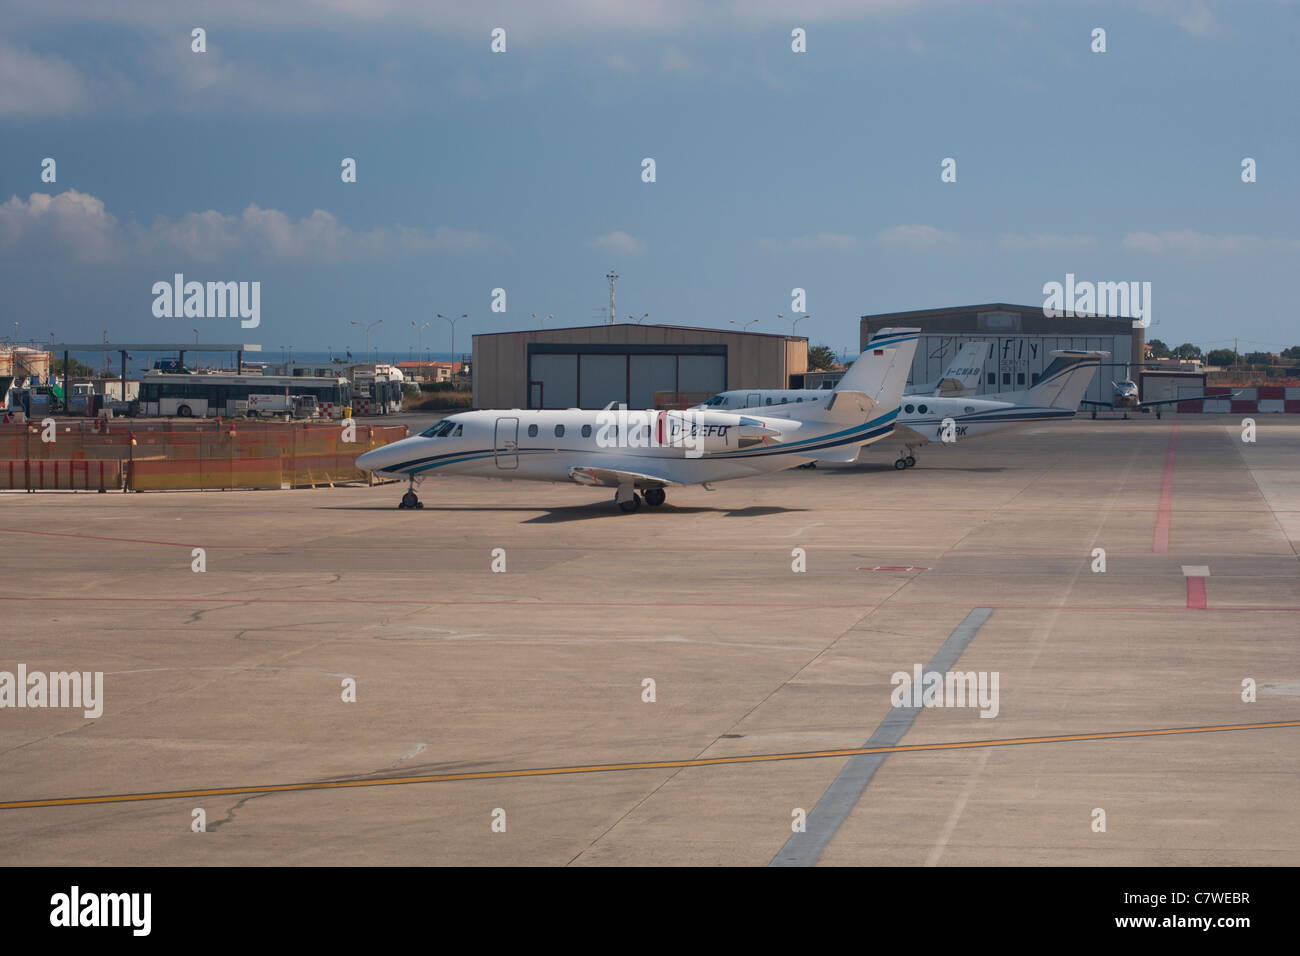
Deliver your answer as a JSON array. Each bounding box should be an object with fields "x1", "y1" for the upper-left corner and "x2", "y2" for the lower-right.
[
  {"x1": 779, "y1": 313, "x2": 810, "y2": 336},
  {"x1": 351, "y1": 319, "x2": 383, "y2": 365},
  {"x1": 193, "y1": 329, "x2": 199, "y2": 345},
  {"x1": 532, "y1": 313, "x2": 553, "y2": 329},
  {"x1": 629, "y1": 313, "x2": 649, "y2": 325},
  {"x1": 730, "y1": 319, "x2": 759, "y2": 332},
  {"x1": 412, "y1": 320, "x2": 430, "y2": 365},
  {"x1": 437, "y1": 313, "x2": 467, "y2": 365}
]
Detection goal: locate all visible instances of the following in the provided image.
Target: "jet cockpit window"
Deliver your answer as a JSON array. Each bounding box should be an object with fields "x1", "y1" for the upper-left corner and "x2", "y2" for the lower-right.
[
  {"x1": 421, "y1": 420, "x2": 461, "y2": 438},
  {"x1": 706, "y1": 396, "x2": 727, "y2": 407}
]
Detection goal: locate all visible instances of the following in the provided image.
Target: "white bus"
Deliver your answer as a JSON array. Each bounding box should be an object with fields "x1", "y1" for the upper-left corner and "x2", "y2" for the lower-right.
[{"x1": 137, "y1": 372, "x2": 353, "y2": 419}]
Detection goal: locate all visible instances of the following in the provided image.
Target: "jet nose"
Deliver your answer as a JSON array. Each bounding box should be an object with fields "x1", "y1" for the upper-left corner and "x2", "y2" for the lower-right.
[{"x1": 355, "y1": 447, "x2": 386, "y2": 472}]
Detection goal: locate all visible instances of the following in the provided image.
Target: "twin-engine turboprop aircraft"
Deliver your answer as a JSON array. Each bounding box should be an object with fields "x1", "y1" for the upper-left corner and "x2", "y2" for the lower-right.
[
  {"x1": 1080, "y1": 377, "x2": 1233, "y2": 419},
  {"x1": 698, "y1": 349, "x2": 1106, "y2": 469},
  {"x1": 355, "y1": 328, "x2": 921, "y2": 512}
]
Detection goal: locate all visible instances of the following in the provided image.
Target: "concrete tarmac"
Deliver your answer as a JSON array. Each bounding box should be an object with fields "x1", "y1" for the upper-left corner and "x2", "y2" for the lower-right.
[{"x1": 1, "y1": 414, "x2": 1297, "y2": 865}]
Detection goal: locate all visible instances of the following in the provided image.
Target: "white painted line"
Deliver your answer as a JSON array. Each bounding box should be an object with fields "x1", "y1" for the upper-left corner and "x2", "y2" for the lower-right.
[{"x1": 1181, "y1": 565, "x2": 1210, "y2": 577}]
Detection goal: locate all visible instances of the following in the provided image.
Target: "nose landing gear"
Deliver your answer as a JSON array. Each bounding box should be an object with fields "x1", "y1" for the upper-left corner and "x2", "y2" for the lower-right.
[{"x1": 398, "y1": 475, "x2": 424, "y2": 509}]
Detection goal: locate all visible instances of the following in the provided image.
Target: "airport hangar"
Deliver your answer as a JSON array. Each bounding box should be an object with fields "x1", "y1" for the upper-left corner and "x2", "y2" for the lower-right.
[
  {"x1": 856, "y1": 303, "x2": 1145, "y2": 407},
  {"x1": 472, "y1": 324, "x2": 808, "y2": 409}
]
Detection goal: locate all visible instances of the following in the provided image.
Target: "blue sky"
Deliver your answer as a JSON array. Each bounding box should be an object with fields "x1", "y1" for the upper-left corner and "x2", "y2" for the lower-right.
[{"x1": 1, "y1": 0, "x2": 1297, "y2": 360}]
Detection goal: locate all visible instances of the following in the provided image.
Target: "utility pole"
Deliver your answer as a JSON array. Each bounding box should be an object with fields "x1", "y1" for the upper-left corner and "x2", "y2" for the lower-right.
[
  {"x1": 438, "y1": 313, "x2": 468, "y2": 367},
  {"x1": 412, "y1": 320, "x2": 430, "y2": 364},
  {"x1": 351, "y1": 319, "x2": 383, "y2": 365},
  {"x1": 606, "y1": 271, "x2": 618, "y2": 325}
]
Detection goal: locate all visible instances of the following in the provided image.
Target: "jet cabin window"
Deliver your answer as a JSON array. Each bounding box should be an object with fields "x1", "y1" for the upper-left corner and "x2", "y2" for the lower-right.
[
  {"x1": 554, "y1": 424, "x2": 565, "y2": 438},
  {"x1": 527, "y1": 424, "x2": 539, "y2": 438},
  {"x1": 421, "y1": 420, "x2": 461, "y2": 438},
  {"x1": 581, "y1": 424, "x2": 592, "y2": 438}
]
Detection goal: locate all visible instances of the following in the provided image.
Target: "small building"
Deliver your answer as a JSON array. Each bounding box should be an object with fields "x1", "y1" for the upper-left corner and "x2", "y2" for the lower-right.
[
  {"x1": 472, "y1": 324, "x2": 807, "y2": 410},
  {"x1": 395, "y1": 360, "x2": 465, "y2": 383}
]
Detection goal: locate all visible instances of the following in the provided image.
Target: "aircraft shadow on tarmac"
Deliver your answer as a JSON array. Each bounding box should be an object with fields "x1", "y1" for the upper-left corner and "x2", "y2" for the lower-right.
[
  {"x1": 822, "y1": 463, "x2": 1007, "y2": 474},
  {"x1": 326, "y1": 502, "x2": 806, "y2": 522}
]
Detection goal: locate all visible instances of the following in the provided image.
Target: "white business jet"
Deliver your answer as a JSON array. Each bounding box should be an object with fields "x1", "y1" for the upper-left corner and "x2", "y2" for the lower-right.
[
  {"x1": 699, "y1": 349, "x2": 1106, "y2": 470},
  {"x1": 701, "y1": 339, "x2": 988, "y2": 413},
  {"x1": 355, "y1": 328, "x2": 920, "y2": 512}
]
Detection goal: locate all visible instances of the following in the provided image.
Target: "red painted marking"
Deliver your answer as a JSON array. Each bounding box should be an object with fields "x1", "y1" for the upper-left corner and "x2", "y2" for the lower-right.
[
  {"x1": 1152, "y1": 424, "x2": 1179, "y2": 553},
  {"x1": 1186, "y1": 577, "x2": 1207, "y2": 610},
  {"x1": 1, "y1": 596, "x2": 1298, "y2": 612}
]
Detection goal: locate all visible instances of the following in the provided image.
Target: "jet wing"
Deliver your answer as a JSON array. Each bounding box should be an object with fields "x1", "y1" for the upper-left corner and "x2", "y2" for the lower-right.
[
  {"x1": 1080, "y1": 400, "x2": 1116, "y2": 409},
  {"x1": 1139, "y1": 390, "x2": 1242, "y2": 408},
  {"x1": 567, "y1": 464, "x2": 679, "y2": 489}
]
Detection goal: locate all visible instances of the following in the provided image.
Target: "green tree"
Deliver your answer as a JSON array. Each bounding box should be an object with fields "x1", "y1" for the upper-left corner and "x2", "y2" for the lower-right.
[
  {"x1": 1205, "y1": 348, "x2": 1236, "y2": 367},
  {"x1": 807, "y1": 344, "x2": 838, "y2": 371},
  {"x1": 1172, "y1": 343, "x2": 1203, "y2": 360},
  {"x1": 53, "y1": 357, "x2": 98, "y2": 378},
  {"x1": 1244, "y1": 352, "x2": 1274, "y2": 366},
  {"x1": 1147, "y1": 338, "x2": 1171, "y2": 358},
  {"x1": 1281, "y1": 345, "x2": 1300, "y2": 360}
]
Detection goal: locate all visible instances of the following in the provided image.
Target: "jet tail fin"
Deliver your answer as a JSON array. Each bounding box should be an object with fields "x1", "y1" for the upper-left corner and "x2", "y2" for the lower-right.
[
  {"x1": 827, "y1": 327, "x2": 919, "y2": 414},
  {"x1": 1017, "y1": 350, "x2": 1108, "y2": 409},
  {"x1": 934, "y1": 341, "x2": 991, "y2": 395}
]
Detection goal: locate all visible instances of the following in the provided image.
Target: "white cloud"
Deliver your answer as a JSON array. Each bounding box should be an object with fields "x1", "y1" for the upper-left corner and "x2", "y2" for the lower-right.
[
  {"x1": 0, "y1": 190, "x2": 493, "y2": 263},
  {"x1": 592, "y1": 231, "x2": 647, "y2": 255},
  {"x1": 0, "y1": 190, "x2": 118, "y2": 261},
  {"x1": 759, "y1": 233, "x2": 858, "y2": 252},
  {"x1": 1140, "y1": 0, "x2": 1218, "y2": 37},
  {"x1": 602, "y1": 53, "x2": 636, "y2": 73},
  {"x1": 875, "y1": 224, "x2": 959, "y2": 247},
  {"x1": 6, "y1": 1, "x2": 942, "y2": 38},
  {"x1": 0, "y1": 43, "x2": 89, "y2": 116},
  {"x1": 998, "y1": 233, "x2": 1097, "y2": 251},
  {"x1": 661, "y1": 45, "x2": 695, "y2": 73},
  {"x1": 1121, "y1": 230, "x2": 1300, "y2": 254}
]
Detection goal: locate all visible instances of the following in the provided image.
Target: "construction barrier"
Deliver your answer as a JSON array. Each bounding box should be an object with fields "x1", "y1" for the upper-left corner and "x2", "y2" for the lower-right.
[
  {"x1": 1177, "y1": 386, "x2": 1300, "y2": 414},
  {"x1": 0, "y1": 459, "x2": 122, "y2": 491},
  {"x1": 0, "y1": 421, "x2": 406, "y2": 492}
]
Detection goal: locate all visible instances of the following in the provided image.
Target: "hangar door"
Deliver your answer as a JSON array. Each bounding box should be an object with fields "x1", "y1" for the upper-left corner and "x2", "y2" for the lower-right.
[{"x1": 527, "y1": 344, "x2": 727, "y2": 409}]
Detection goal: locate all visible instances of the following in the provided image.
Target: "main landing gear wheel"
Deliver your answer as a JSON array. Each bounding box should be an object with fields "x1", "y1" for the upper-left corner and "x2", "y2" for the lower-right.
[
  {"x1": 643, "y1": 488, "x2": 666, "y2": 507},
  {"x1": 894, "y1": 458, "x2": 908, "y2": 470},
  {"x1": 905, "y1": 455, "x2": 916, "y2": 468},
  {"x1": 618, "y1": 493, "x2": 642, "y2": 513}
]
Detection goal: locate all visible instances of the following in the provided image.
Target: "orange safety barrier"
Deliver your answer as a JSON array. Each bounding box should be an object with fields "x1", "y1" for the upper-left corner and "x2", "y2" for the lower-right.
[
  {"x1": 0, "y1": 421, "x2": 406, "y2": 492},
  {"x1": 1, "y1": 459, "x2": 122, "y2": 491}
]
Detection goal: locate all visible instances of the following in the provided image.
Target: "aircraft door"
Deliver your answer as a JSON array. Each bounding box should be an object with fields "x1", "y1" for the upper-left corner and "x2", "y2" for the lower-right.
[
  {"x1": 745, "y1": 392, "x2": 760, "y2": 408},
  {"x1": 494, "y1": 417, "x2": 519, "y2": 469}
]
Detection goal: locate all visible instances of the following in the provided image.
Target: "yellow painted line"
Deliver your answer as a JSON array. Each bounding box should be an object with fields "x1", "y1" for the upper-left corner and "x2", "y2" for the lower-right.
[{"x1": 2, "y1": 720, "x2": 1297, "y2": 811}]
